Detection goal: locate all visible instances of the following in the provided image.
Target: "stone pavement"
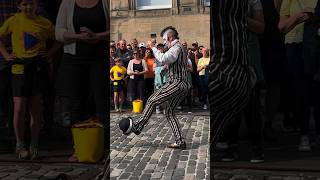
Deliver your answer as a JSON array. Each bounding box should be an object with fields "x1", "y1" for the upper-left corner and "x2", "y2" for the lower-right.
[
  {"x1": 110, "y1": 112, "x2": 210, "y2": 180},
  {"x1": 0, "y1": 163, "x2": 103, "y2": 180},
  {"x1": 0, "y1": 110, "x2": 319, "y2": 179},
  {"x1": 213, "y1": 169, "x2": 320, "y2": 180}
]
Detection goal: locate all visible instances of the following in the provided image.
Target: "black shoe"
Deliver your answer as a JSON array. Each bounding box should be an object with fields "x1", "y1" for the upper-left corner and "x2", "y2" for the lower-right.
[
  {"x1": 118, "y1": 117, "x2": 141, "y2": 135},
  {"x1": 167, "y1": 141, "x2": 186, "y2": 149}
]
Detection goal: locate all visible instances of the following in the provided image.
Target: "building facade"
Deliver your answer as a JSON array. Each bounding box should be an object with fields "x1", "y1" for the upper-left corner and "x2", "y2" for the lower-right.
[{"x1": 110, "y1": 0, "x2": 210, "y2": 48}]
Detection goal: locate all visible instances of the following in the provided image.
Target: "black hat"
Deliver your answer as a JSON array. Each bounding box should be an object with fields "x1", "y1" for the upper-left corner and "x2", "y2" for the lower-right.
[{"x1": 119, "y1": 117, "x2": 133, "y2": 135}]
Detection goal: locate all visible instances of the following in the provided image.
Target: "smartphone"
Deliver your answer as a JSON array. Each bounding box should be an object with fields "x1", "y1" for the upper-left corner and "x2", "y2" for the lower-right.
[{"x1": 150, "y1": 33, "x2": 157, "y2": 38}]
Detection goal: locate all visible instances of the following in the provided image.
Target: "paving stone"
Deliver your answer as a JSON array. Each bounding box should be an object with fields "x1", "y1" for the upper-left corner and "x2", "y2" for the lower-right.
[
  {"x1": 144, "y1": 169, "x2": 154, "y2": 173},
  {"x1": 129, "y1": 177, "x2": 139, "y2": 180},
  {"x1": 266, "y1": 176, "x2": 283, "y2": 180},
  {"x1": 117, "y1": 163, "x2": 128, "y2": 169},
  {"x1": 184, "y1": 174, "x2": 196, "y2": 180},
  {"x1": 0, "y1": 173, "x2": 9, "y2": 178},
  {"x1": 119, "y1": 172, "x2": 131, "y2": 179},
  {"x1": 151, "y1": 172, "x2": 163, "y2": 179},
  {"x1": 141, "y1": 174, "x2": 152, "y2": 180},
  {"x1": 23, "y1": 174, "x2": 43, "y2": 179},
  {"x1": 179, "y1": 155, "x2": 188, "y2": 161},
  {"x1": 171, "y1": 176, "x2": 185, "y2": 180},
  {"x1": 196, "y1": 170, "x2": 206, "y2": 179},
  {"x1": 283, "y1": 177, "x2": 301, "y2": 180}
]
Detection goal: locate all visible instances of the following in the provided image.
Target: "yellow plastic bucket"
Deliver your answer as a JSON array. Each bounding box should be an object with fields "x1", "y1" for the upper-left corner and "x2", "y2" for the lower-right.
[
  {"x1": 132, "y1": 99, "x2": 143, "y2": 113},
  {"x1": 71, "y1": 118, "x2": 104, "y2": 162}
]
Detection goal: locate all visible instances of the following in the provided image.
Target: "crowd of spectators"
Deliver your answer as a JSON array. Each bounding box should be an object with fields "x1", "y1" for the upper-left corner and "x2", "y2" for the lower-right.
[{"x1": 109, "y1": 38, "x2": 210, "y2": 114}]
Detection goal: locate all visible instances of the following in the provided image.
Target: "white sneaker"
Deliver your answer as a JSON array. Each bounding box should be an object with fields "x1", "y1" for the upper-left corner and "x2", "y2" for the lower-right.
[
  {"x1": 299, "y1": 136, "x2": 311, "y2": 152},
  {"x1": 177, "y1": 106, "x2": 182, "y2": 110},
  {"x1": 115, "y1": 108, "x2": 119, "y2": 112},
  {"x1": 203, "y1": 104, "x2": 208, "y2": 110}
]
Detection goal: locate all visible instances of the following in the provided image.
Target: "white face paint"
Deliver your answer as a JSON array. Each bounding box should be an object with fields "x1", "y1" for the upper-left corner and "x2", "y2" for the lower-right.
[{"x1": 162, "y1": 30, "x2": 170, "y2": 47}]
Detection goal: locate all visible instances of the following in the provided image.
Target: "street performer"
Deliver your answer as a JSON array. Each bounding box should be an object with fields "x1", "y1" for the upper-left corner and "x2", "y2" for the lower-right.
[{"x1": 119, "y1": 26, "x2": 189, "y2": 149}]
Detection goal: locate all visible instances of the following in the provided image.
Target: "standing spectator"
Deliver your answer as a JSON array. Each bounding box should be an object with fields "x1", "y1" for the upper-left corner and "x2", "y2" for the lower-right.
[
  {"x1": 55, "y1": 0, "x2": 108, "y2": 161},
  {"x1": 259, "y1": 0, "x2": 286, "y2": 140},
  {"x1": 110, "y1": 46, "x2": 116, "y2": 67},
  {"x1": 109, "y1": 45, "x2": 117, "y2": 106},
  {"x1": 116, "y1": 40, "x2": 132, "y2": 68},
  {"x1": 110, "y1": 40, "x2": 116, "y2": 47},
  {"x1": 131, "y1": 38, "x2": 139, "y2": 52},
  {"x1": 139, "y1": 42, "x2": 147, "y2": 58},
  {"x1": 110, "y1": 58, "x2": 127, "y2": 112},
  {"x1": 188, "y1": 45, "x2": 201, "y2": 106},
  {"x1": 126, "y1": 44, "x2": 132, "y2": 51},
  {"x1": 278, "y1": 0, "x2": 317, "y2": 151},
  {"x1": 0, "y1": 0, "x2": 58, "y2": 160},
  {"x1": 197, "y1": 48, "x2": 210, "y2": 110},
  {"x1": 144, "y1": 48, "x2": 155, "y2": 101},
  {"x1": 127, "y1": 49, "x2": 148, "y2": 105}
]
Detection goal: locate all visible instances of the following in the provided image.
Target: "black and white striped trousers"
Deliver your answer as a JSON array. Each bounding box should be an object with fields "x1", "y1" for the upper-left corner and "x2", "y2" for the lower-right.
[
  {"x1": 210, "y1": 0, "x2": 250, "y2": 147},
  {"x1": 136, "y1": 80, "x2": 189, "y2": 142},
  {"x1": 209, "y1": 64, "x2": 250, "y2": 147}
]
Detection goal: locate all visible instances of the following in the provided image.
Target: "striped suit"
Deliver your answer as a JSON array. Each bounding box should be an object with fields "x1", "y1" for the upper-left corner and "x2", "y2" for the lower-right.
[
  {"x1": 135, "y1": 40, "x2": 189, "y2": 143},
  {"x1": 209, "y1": 0, "x2": 251, "y2": 148}
]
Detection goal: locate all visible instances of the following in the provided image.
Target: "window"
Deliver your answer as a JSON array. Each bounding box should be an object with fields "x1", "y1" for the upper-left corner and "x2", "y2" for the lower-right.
[
  {"x1": 136, "y1": 0, "x2": 172, "y2": 10},
  {"x1": 204, "y1": 0, "x2": 210, "y2": 6}
]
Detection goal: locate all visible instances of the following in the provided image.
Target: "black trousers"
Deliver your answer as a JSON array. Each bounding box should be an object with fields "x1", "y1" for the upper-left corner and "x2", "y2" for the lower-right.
[
  {"x1": 56, "y1": 54, "x2": 108, "y2": 124},
  {"x1": 224, "y1": 85, "x2": 264, "y2": 151},
  {"x1": 128, "y1": 78, "x2": 146, "y2": 104},
  {"x1": 0, "y1": 66, "x2": 11, "y2": 125}
]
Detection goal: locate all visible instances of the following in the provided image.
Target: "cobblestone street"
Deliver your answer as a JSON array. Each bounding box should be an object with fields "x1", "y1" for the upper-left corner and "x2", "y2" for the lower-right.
[
  {"x1": 110, "y1": 112, "x2": 210, "y2": 180},
  {"x1": 0, "y1": 163, "x2": 102, "y2": 180}
]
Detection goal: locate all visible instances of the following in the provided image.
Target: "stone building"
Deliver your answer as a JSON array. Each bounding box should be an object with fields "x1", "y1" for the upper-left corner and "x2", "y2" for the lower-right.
[{"x1": 110, "y1": 0, "x2": 210, "y2": 48}]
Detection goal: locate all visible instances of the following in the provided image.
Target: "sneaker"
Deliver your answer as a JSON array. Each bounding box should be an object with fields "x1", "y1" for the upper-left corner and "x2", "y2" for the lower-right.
[
  {"x1": 29, "y1": 147, "x2": 39, "y2": 160},
  {"x1": 188, "y1": 111, "x2": 192, "y2": 114},
  {"x1": 250, "y1": 149, "x2": 264, "y2": 163},
  {"x1": 203, "y1": 104, "x2": 208, "y2": 110},
  {"x1": 115, "y1": 108, "x2": 119, "y2": 112},
  {"x1": 16, "y1": 148, "x2": 29, "y2": 160},
  {"x1": 118, "y1": 117, "x2": 141, "y2": 135},
  {"x1": 177, "y1": 106, "x2": 182, "y2": 110},
  {"x1": 299, "y1": 136, "x2": 311, "y2": 152}
]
